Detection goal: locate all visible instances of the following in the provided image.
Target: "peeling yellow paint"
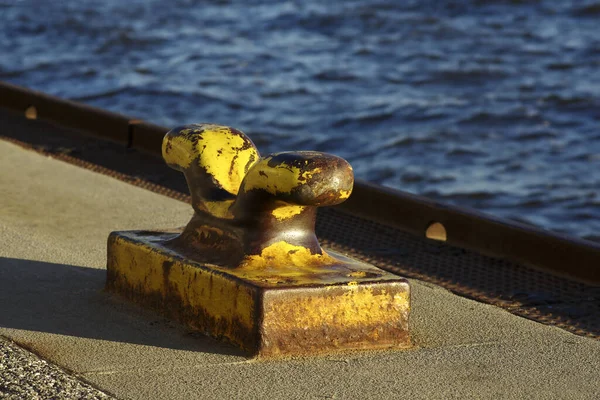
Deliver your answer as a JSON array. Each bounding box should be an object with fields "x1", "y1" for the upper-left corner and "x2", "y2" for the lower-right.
[
  {"x1": 203, "y1": 199, "x2": 235, "y2": 219},
  {"x1": 338, "y1": 189, "x2": 352, "y2": 199},
  {"x1": 108, "y1": 235, "x2": 255, "y2": 342},
  {"x1": 241, "y1": 240, "x2": 334, "y2": 270},
  {"x1": 112, "y1": 122, "x2": 411, "y2": 357},
  {"x1": 107, "y1": 231, "x2": 411, "y2": 357},
  {"x1": 305, "y1": 167, "x2": 322, "y2": 177},
  {"x1": 217, "y1": 240, "x2": 350, "y2": 285},
  {"x1": 264, "y1": 285, "x2": 410, "y2": 329},
  {"x1": 162, "y1": 134, "x2": 195, "y2": 170},
  {"x1": 197, "y1": 126, "x2": 258, "y2": 195},
  {"x1": 271, "y1": 204, "x2": 306, "y2": 221},
  {"x1": 242, "y1": 156, "x2": 322, "y2": 195},
  {"x1": 163, "y1": 124, "x2": 259, "y2": 195}
]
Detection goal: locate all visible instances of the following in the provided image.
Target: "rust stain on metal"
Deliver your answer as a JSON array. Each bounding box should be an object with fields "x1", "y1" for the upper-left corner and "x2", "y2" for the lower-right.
[
  {"x1": 260, "y1": 283, "x2": 410, "y2": 357},
  {"x1": 106, "y1": 123, "x2": 411, "y2": 357}
]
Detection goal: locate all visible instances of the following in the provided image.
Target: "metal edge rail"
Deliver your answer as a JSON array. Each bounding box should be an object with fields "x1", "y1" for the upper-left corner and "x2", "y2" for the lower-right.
[{"x1": 1, "y1": 80, "x2": 599, "y2": 284}]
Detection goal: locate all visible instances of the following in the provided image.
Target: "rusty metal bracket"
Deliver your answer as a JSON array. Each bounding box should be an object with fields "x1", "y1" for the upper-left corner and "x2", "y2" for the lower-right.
[{"x1": 106, "y1": 124, "x2": 411, "y2": 357}]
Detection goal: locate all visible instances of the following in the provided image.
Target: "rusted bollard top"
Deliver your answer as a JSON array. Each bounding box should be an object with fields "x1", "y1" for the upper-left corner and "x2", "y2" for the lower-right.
[{"x1": 162, "y1": 123, "x2": 354, "y2": 266}]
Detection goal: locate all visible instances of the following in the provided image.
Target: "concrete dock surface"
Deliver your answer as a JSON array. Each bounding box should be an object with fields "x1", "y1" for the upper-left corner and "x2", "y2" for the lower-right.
[{"x1": 1, "y1": 138, "x2": 599, "y2": 399}]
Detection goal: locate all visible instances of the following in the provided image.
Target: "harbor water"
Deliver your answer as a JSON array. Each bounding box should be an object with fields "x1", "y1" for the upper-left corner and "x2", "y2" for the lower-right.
[{"x1": 1, "y1": 0, "x2": 599, "y2": 242}]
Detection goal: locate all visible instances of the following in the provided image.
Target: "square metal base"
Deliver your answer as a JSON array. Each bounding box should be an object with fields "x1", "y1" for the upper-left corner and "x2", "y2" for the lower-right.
[{"x1": 106, "y1": 230, "x2": 411, "y2": 357}]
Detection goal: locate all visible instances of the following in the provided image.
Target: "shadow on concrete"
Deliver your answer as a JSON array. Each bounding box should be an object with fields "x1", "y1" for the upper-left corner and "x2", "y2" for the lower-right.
[{"x1": 0, "y1": 256, "x2": 246, "y2": 356}]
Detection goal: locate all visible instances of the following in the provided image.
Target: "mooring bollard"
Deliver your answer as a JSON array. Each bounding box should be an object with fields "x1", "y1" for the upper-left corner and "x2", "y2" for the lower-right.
[{"x1": 106, "y1": 124, "x2": 411, "y2": 357}]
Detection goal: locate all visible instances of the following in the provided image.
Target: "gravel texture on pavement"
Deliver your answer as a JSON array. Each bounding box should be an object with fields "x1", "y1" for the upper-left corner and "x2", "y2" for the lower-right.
[{"x1": 0, "y1": 337, "x2": 113, "y2": 400}]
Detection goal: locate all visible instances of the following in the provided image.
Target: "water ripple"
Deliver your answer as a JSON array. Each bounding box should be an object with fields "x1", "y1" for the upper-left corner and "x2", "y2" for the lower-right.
[{"x1": 1, "y1": 0, "x2": 599, "y2": 241}]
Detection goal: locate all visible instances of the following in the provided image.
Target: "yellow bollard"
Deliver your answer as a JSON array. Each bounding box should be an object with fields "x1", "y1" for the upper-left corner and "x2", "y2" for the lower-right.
[{"x1": 106, "y1": 124, "x2": 411, "y2": 357}]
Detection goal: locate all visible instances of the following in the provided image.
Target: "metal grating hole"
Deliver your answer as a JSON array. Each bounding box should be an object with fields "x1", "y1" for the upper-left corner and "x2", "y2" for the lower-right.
[
  {"x1": 425, "y1": 222, "x2": 447, "y2": 241},
  {"x1": 25, "y1": 105, "x2": 37, "y2": 120}
]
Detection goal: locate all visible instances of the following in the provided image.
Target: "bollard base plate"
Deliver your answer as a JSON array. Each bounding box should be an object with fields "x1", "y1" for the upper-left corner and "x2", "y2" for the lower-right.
[{"x1": 106, "y1": 230, "x2": 411, "y2": 357}]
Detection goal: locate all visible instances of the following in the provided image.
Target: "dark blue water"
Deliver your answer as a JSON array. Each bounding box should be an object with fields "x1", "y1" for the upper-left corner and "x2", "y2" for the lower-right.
[{"x1": 1, "y1": 0, "x2": 599, "y2": 242}]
